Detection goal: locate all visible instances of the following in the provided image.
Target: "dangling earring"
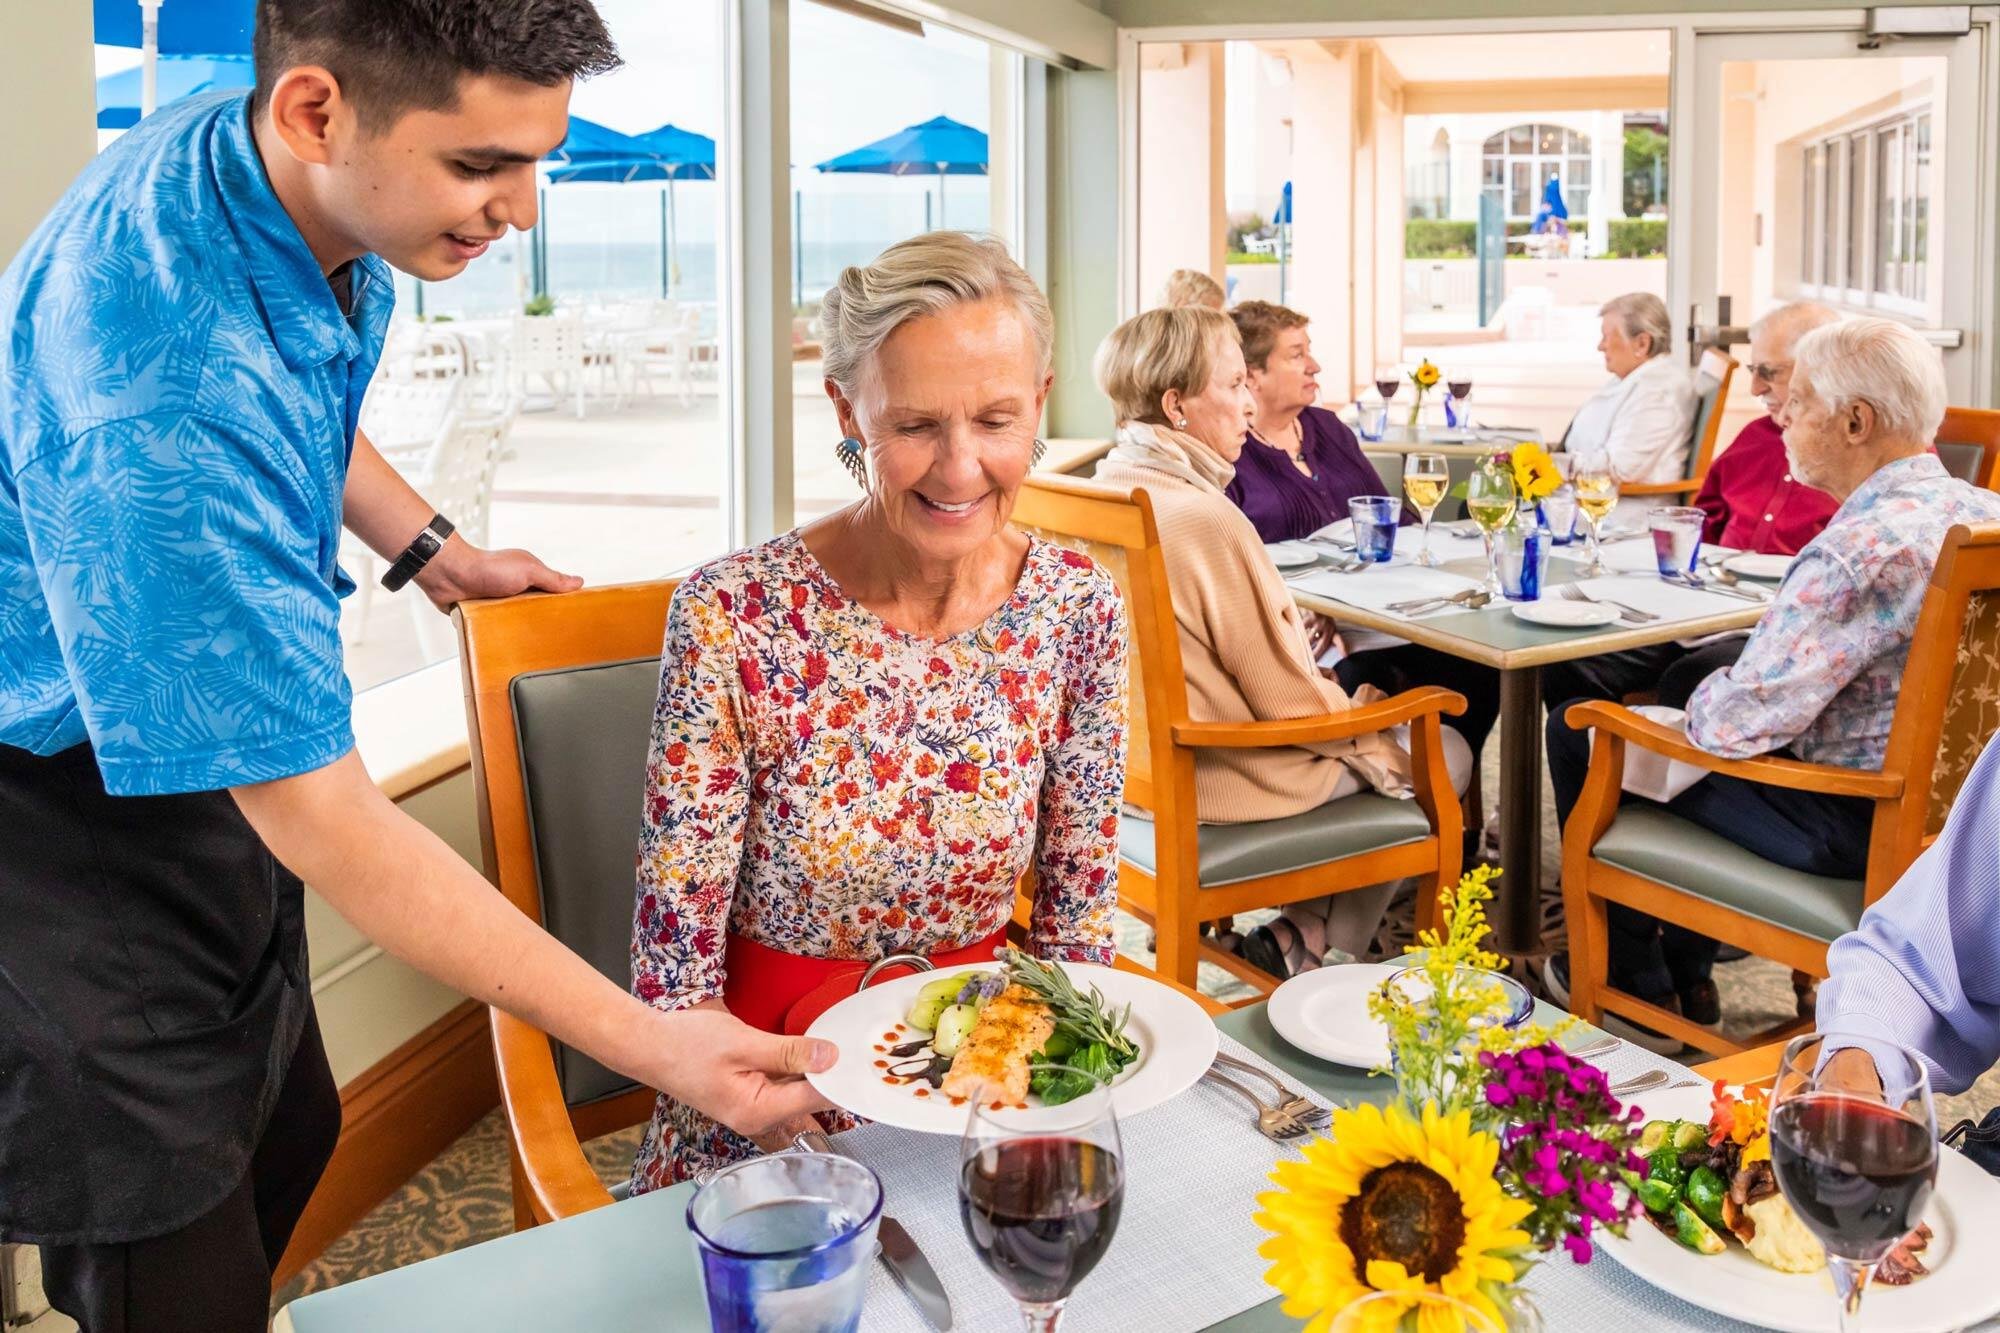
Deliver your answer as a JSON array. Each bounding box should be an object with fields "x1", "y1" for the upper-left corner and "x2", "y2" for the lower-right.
[
  {"x1": 1031, "y1": 438, "x2": 1047, "y2": 468},
  {"x1": 836, "y1": 436, "x2": 867, "y2": 487}
]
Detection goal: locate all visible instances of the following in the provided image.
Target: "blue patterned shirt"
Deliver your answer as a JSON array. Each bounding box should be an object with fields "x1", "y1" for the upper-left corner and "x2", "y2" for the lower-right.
[
  {"x1": 0, "y1": 92, "x2": 393, "y2": 795},
  {"x1": 1686, "y1": 453, "x2": 2000, "y2": 768}
]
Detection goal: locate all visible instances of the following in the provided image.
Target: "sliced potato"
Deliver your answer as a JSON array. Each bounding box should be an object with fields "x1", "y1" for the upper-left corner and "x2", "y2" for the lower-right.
[
  {"x1": 907, "y1": 975, "x2": 970, "y2": 1032},
  {"x1": 933, "y1": 1003, "x2": 979, "y2": 1059}
]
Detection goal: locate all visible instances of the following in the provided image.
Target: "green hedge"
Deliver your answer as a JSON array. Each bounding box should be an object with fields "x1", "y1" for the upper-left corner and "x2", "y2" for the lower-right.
[
  {"x1": 1404, "y1": 218, "x2": 1594, "y2": 259},
  {"x1": 1605, "y1": 218, "x2": 1668, "y2": 258}
]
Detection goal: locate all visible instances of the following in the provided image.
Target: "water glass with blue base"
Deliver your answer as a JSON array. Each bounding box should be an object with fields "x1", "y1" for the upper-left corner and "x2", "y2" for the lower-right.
[
  {"x1": 1494, "y1": 521, "x2": 1549, "y2": 601},
  {"x1": 1348, "y1": 495, "x2": 1399, "y2": 563},
  {"x1": 1647, "y1": 506, "x2": 1706, "y2": 579},
  {"x1": 689, "y1": 1152, "x2": 884, "y2": 1333},
  {"x1": 1539, "y1": 485, "x2": 1579, "y2": 546}
]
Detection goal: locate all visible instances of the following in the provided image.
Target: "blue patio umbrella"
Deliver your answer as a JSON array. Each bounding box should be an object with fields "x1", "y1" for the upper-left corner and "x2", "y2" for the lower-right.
[
  {"x1": 96, "y1": 53, "x2": 252, "y2": 129},
  {"x1": 526, "y1": 118, "x2": 665, "y2": 300},
  {"x1": 1272, "y1": 179, "x2": 1293, "y2": 225},
  {"x1": 96, "y1": 0, "x2": 256, "y2": 118},
  {"x1": 814, "y1": 115, "x2": 987, "y2": 231},
  {"x1": 1533, "y1": 173, "x2": 1570, "y2": 235},
  {"x1": 545, "y1": 126, "x2": 717, "y2": 296}
]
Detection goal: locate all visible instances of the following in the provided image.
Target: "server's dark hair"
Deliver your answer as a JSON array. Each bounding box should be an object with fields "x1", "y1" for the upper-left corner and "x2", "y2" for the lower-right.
[{"x1": 252, "y1": 0, "x2": 621, "y2": 132}]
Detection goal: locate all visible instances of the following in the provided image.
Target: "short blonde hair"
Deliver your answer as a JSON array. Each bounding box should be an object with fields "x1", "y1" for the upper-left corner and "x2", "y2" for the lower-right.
[
  {"x1": 820, "y1": 232, "x2": 1054, "y2": 394},
  {"x1": 1095, "y1": 306, "x2": 1239, "y2": 426},
  {"x1": 1229, "y1": 300, "x2": 1310, "y2": 371},
  {"x1": 1158, "y1": 268, "x2": 1225, "y2": 310},
  {"x1": 1601, "y1": 292, "x2": 1673, "y2": 358},
  {"x1": 1792, "y1": 317, "x2": 1947, "y2": 444}
]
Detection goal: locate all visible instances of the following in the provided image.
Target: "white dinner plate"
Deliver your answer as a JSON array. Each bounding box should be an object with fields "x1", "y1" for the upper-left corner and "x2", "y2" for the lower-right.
[
  {"x1": 1598, "y1": 1083, "x2": 2000, "y2": 1332},
  {"x1": 1266, "y1": 541, "x2": 1322, "y2": 570},
  {"x1": 803, "y1": 961, "x2": 1217, "y2": 1135},
  {"x1": 1512, "y1": 600, "x2": 1619, "y2": 628},
  {"x1": 1724, "y1": 552, "x2": 1796, "y2": 581},
  {"x1": 1265, "y1": 963, "x2": 1402, "y2": 1068}
]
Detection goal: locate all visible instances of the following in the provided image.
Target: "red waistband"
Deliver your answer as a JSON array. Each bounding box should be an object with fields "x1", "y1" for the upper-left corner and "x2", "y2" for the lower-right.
[{"x1": 722, "y1": 926, "x2": 1011, "y2": 1036}]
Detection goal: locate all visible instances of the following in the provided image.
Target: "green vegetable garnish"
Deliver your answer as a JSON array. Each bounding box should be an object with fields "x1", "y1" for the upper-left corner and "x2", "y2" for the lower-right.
[
  {"x1": 1684, "y1": 1166, "x2": 1728, "y2": 1232},
  {"x1": 1000, "y1": 947, "x2": 1141, "y2": 1106}
]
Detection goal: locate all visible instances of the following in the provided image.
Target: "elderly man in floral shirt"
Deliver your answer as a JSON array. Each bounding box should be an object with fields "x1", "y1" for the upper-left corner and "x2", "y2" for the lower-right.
[{"x1": 1544, "y1": 317, "x2": 2000, "y2": 1052}]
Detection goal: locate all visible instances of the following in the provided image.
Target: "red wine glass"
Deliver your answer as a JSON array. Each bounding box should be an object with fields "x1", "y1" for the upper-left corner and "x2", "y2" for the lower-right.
[
  {"x1": 958, "y1": 1069, "x2": 1124, "y2": 1332},
  {"x1": 1769, "y1": 1033, "x2": 1938, "y2": 1332}
]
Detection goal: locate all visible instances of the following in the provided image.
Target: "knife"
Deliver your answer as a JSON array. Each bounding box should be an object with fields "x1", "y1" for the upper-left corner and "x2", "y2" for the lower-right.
[{"x1": 794, "y1": 1129, "x2": 954, "y2": 1330}]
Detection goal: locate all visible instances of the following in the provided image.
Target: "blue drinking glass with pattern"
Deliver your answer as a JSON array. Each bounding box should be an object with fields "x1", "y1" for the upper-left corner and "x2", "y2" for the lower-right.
[{"x1": 689, "y1": 1152, "x2": 883, "y2": 1333}]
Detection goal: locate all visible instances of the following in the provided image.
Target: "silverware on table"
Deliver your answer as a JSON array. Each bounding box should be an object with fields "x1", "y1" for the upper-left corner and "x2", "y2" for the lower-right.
[
  {"x1": 1211, "y1": 1051, "x2": 1328, "y2": 1126},
  {"x1": 1672, "y1": 571, "x2": 1769, "y2": 604},
  {"x1": 1559, "y1": 583, "x2": 1659, "y2": 623},
  {"x1": 1606, "y1": 1069, "x2": 1687, "y2": 1098},
  {"x1": 1562, "y1": 1035, "x2": 1619, "y2": 1060},
  {"x1": 1200, "y1": 1068, "x2": 1329, "y2": 1141},
  {"x1": 794, "y1": 1129, "x2": 953, "y2": 1330},
  {"x1": 1390, "y1": 590, "x2": 1493, "y2": 617},
  {"x1": 1386, "y1": 587, "x2": 1481, "y2": 612}
]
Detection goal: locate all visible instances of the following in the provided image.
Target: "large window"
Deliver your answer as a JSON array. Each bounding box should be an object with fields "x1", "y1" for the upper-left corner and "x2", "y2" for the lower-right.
[
  {"x1": 1481, "y1": 123, "x2": 1592, "y2": 220},
  {"x1": 1799, "y1": 106, "x2": 1932, "y2": 314}
]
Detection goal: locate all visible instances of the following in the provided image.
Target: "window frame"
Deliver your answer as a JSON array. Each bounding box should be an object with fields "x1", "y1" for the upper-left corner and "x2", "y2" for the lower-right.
[
  {"x1": 1480, "y1": 121, "x2": 1593, "y2": 222},
  {"x1": 1798, "y1": 103, "x2": 1935, "y2": 322}
]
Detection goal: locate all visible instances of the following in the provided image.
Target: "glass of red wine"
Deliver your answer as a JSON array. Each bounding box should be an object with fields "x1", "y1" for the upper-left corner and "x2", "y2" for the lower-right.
[
  {"x1": 958, "y1": 1068, "x2": 1125, "y2": 1332},
  {"x1": 1769, "y1": 1033, "x2": 1938, "y2": 1332},
  {"x1": 1447, "y1": 372, "x2": 1474, "y2": 430}
]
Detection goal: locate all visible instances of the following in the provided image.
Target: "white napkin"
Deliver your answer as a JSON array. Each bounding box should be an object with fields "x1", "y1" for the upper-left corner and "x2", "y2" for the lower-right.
[
  {"x1": 1593, "y1": 535, "x2": 1670, "y2": 575},
  {"x1": 1289, "y1": 564, "x2": 1484, "y2": 618},
  {"x1": 1615, "y1": 706, "x2": 1710, "y2": 802},
  {"x1": 1569, "y1": 573, "x2": 1762, "y2": 623}
]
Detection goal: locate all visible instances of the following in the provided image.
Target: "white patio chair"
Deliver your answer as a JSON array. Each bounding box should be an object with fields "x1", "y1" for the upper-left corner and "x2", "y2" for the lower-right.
[
  {"x1": 510, "y1": 315, "x2": 589, "y2": 420},
  {"x1": 359, "y1": 376, "x2": 464, "y2": 453}
]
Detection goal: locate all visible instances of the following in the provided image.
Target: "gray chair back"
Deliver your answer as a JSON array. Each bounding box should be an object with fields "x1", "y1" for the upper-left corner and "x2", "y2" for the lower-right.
[
  {"x1": 1687, "y1": 366, "x2": 1726, "y2": 460},
  {"x1": 1937, "y1": 441, "x2": 1984, "y2": 485},
  {"x1": 511, "y1": 657, "x2": 660, "y2": 1108}
]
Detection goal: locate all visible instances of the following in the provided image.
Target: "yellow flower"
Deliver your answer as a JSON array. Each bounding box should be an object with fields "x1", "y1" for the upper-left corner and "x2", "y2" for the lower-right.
[
  {"x1": 1255, "y1": 1101, "x2": 1533, "y2": 1333},
  {"x1": 1411, "y1": 361, "x2": 1441, "y2": 390},
  {"x1": 1509, "y1": 443, "x2": 1562, "y2": 503}
]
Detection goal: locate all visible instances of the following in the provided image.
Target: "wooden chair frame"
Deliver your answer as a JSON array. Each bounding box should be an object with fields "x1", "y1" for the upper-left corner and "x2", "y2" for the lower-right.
[
  {"x1": 1940, "y1": 406, "x2": 2000, "y2": 490},
  {"x1": 457, "y1": 578, "x2": 1228, "y2": 1228},
  {"x1": 1621, "y1": 350, "x2": 1738, "y2": 499},
  {"x1": 1013, "y1": 474, "x2": 1465, "y2": 1002},
  {"x1": 1561, "y1": 523, "x2": 2000, "y2": 1059}
]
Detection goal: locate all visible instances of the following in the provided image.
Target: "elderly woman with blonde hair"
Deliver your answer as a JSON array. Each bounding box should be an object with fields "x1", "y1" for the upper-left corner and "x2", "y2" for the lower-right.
[
  {"x1": 1564, "y1": 291, "x2": 1696, "y2": 483},
  {"x1": 1158, "y1": 267, "x2": 1226, "y2": 311},
  {"x1": 627, "y1": 233, "x2": 1129, "y2": 1188},
  {"x1": 1092, "y1": 307, "x2": 1471, "y2": 980}
]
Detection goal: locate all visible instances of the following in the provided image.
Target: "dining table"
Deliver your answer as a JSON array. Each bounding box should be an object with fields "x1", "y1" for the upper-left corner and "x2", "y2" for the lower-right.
[
  {"x1": 1282, "y1": 524, "x2": 1768, "y2": 956},
  {"x1": 275, "y1": 990, "x2": 1982, "y2": 1333}
]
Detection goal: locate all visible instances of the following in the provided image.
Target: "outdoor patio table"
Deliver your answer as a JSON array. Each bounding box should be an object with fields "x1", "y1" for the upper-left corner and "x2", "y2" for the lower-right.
[{"x1": 1289, "y1": 537, "x2": 1763, "y2": 955}]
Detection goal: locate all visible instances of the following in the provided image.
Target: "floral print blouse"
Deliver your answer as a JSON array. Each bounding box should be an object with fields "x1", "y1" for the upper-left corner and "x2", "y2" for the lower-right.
[{"x1": 628, "y1": 530, "x2": 1128, "y2": 1190}]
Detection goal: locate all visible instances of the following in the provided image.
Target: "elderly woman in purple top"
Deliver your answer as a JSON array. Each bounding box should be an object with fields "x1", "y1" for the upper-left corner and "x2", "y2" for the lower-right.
[{"x1": 1225, "y1": 301, "x2": 1388, "y2": 543}]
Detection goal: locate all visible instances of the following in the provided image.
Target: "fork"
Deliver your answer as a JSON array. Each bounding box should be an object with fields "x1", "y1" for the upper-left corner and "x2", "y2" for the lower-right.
[
  {"x1": 1201, "y1": 1069, "x2": 1325, "y2": 1141},
  {"x1": 1560, "y1": 583, "x2": 1659, "y2": 623},
  {"x1": 1671, "y1": 571, "x2": 1769, "y2": 604},
  {"x1": 1211, "y1": 1052, "x2": 1331, "y2": 1128}
]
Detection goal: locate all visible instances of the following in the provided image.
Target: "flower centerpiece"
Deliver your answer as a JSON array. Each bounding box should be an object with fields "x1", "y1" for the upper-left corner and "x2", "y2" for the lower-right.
[
  {"x1": 1507, "y1": 443, "x2": 1563, "y2": 509},
  {"x1": 1407, "y1": 360, "x2": 1441, "y2": 427},
  {"x1": 1255, "y1": 868, "x2": 1649, "y2": 1331}
]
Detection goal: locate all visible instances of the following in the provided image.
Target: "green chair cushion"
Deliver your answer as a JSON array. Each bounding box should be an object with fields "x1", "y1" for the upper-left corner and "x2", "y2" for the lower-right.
[
  {"x1": 1120, "y1": 792, "x2": 1432, "y2": 887},
  {"x1": 1592, "y1": 806, "x2": 1865, "y2": 944}
]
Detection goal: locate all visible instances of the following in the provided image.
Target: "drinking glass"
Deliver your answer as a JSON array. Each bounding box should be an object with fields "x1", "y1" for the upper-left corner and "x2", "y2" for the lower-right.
[
  {"x1": 1569, "y1": 449, "x2": 1619, "y2": 578},
  {"x1": 1445, "y1": 371, "x2": 1475, "y2": 431},
  {"x1": 1769, "y1": 1034, "x2": 1938, "y2": 1333},
  {"x1": 1333, "y1": 1290, "x2": 1542, "y2": 1332},
  {"x1": 1540, "y1": 484, "x2": 1579, "y2": 546},
  {"x1": 1373, "y1": 366, "x2": 1402, "y2": 441},
  {"x1": 1493, "y1": 519, "x2": 1549, "y2": 602},
  {"x1": 1354, "y1": 390, "x2": 1386, "y2": 442},
  {"x1": 1349, "y1": 495, "x2": 1399, "y2": 564},
  {"x1": 1403, "y1": 452, "x2": 1450, "y2": 567},
  {"x1": 1465, "y1": 454, "x2": 1519, "y2": 595},
  {"x1": 689, "y1": 1152, "x2": 884, "y2": 1333},
  {"x1": 960, "y1": 1069, "x2": 1125, "y2": 1332},
  {"x1": 1647, "y1": 506, "x2": 1706, "y2": 580}
]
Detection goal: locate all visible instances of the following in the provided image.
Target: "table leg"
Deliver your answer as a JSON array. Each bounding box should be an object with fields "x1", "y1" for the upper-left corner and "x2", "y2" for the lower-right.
[{"x1": 1495, "y1": 665, "x2": 1543, "y2": 955}]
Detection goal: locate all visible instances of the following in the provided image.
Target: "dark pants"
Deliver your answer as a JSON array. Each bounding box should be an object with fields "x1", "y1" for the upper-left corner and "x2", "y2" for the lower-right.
[
  {"x1": 38, "y1": 1007, "x2": 341, "y2": 1333},
  {"x1": 1540, "y1": 636, "x2": 1747, "y2": 713},
  {"x1": 1337, "y1": 644, "x2": 1502, "y2": 759},
  {"x1": 1546, "y1": 702, "x2": 1874, "y2": 1003}
]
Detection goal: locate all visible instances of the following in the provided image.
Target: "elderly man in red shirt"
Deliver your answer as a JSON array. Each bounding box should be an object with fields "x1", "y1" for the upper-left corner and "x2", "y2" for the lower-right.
[{"x1": 1541, "y1": 301, "x2": 1841, "y2": 715}]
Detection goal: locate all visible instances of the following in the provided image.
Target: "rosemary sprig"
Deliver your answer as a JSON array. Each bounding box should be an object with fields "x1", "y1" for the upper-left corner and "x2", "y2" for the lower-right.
[{"x1": 999, "y1": 947, "x2": 1136, "y2": 1059}]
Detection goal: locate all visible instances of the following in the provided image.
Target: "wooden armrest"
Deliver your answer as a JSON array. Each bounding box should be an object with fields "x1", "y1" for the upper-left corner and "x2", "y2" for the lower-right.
[
  {"x1": 1111, "y1": 954, "x2": 1229, "y2": 1016},
  {"x1": 1562, "y1": 701, "x2": 1904, "y2": 799},
  {"x1": 1618, "y1": 479, "x2": 1701, "y2": 497},
  {"x1": 1171, "y1": 686, "x2": 1467, "y2": 749},
  {"x1": 491, "y1": 1009, "x2": 617, "y2": 1223},
  {"x1": 1693, "y1": 1039, "x2": 1786, "y2": 1089}
]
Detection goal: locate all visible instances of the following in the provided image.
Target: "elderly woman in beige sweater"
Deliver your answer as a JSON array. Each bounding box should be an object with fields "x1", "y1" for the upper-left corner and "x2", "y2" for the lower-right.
[{"x1": 1092, "y1": 307, "x2": 1471, "y2": 977}]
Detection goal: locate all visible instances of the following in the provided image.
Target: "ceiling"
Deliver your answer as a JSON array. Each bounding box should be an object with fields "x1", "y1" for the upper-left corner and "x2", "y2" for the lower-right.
[{"x1": 1371, "y1": 30, "x2": 1671, "y2": 86}]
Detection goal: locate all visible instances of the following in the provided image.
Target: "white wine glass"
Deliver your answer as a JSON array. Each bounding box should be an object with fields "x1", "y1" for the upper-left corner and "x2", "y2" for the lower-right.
[
  {"x1": 1465, "y1": 453, "x2": 1519, "y2": 595},
  {"x1": 1569, "y1": 448, "x2": 1618, "y2": 578},
  {"x1": 1403, "y1": 452, "x2": 1450, "y2": 567}
]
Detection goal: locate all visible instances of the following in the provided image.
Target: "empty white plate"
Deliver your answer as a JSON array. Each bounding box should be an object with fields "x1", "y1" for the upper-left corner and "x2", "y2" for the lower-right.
[
  {"x1": 1723, "y1": 552, "x2": 1794, "y2": 581},
  {"x1": 1512, "y1": 599, "x2": 1619, "y2": 627},
  {"x1": 1265, "y1": 541, "x2": 1322, "y2": 570},
  {"x1": 1266, "y1": 962, "x2": 1401, "y2": 1067}
]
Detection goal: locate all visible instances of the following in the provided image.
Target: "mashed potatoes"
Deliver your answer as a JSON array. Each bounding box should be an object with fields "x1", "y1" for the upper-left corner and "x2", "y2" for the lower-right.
[{"x1": 1742, "y1": 1194, "x2": 1827, "y2": 1274}]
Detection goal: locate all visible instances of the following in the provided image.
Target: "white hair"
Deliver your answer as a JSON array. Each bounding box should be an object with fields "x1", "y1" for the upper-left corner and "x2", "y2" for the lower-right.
[
  {"x1": 1792, "y1": 317, "x2": 1947, "y2": 443},
  {"x1": 819, "y1": 232, "x2": 1054, "y2": 394},
  {"x1": 1747, "y1": 300, "x2": 1839, "y2": 346},
  {"x1": 1601, "y1": 292, "x2": 1673, "y2": 358}
]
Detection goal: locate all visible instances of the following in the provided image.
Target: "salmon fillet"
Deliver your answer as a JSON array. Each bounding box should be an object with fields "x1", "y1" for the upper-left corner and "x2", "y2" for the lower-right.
[{"x1": 942, "y1": 984, "x2": 1055, "y2": 1103}]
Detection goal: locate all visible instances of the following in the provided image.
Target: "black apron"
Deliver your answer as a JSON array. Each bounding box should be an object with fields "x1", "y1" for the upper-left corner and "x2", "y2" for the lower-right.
[{"x1": 0, "y1": 740, "x2": 310, "y2": 1246}]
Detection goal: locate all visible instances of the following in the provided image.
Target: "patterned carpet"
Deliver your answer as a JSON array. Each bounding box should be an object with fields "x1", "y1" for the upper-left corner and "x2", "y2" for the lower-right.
[{"x1": 273, "y1": 740, "x2": 2000, "y2": 1310}]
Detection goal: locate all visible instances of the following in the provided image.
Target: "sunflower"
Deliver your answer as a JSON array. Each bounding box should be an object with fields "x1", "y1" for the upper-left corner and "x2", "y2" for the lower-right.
[
  {"x1": 1411, "y1": 361, "x2": 1441, "y2": 390},
  {"x1": 1256, "y1": 1101, "x2": 1533, "y2": 1333},
  {"x1": 1508, "y1": 443, "x2": 1562, "y2": 502}
]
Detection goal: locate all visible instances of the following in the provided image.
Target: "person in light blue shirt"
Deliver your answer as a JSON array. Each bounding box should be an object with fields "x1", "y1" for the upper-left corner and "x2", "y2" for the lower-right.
[
  {"x1": 0, "y1": 6, "x2": 833, "y2": 1327},
  {"x1": 1819, "y1": 727, "x2": 2000, "y2": 1097}
]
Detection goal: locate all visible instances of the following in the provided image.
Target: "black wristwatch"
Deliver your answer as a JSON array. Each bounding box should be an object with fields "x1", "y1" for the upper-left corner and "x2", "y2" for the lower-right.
[{"x1": 381, "y1": 513, "x2": 456, "y2": 592}]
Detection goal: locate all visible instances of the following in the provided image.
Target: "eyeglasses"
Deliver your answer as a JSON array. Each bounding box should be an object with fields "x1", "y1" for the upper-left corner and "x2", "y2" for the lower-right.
[{"x1": 1748, "y1": 360, "x2": 1794, "y2": 382}]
